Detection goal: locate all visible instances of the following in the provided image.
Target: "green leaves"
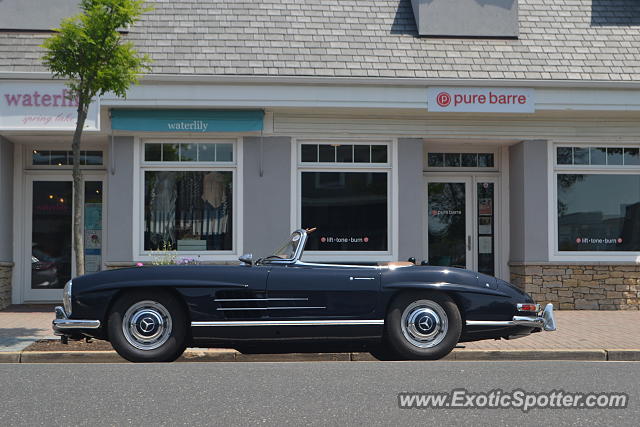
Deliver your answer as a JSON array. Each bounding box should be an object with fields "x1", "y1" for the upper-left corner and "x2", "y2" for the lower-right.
[{"x1": 40, "y1": 0, "x2": 152, "y2": 101}]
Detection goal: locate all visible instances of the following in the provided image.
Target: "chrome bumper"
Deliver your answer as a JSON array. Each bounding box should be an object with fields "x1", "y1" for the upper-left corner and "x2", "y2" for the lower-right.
[
  {"x1": 465, "y1": 303, "x2": 557, "y2": 331},
  {"x1": 52, "y1": 306, "x2": 101, "y2": 335}
]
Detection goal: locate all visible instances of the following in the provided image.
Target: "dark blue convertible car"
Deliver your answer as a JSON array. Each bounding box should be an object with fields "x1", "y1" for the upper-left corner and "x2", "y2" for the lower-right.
[{"x1": 53, "y1": 228, "x2": 556, "y2": 362}]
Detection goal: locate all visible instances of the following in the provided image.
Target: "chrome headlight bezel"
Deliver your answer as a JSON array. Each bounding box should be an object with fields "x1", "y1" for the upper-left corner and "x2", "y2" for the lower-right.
[{"x1": 63, "y1": 280, "x2": 72, "y2": 316}]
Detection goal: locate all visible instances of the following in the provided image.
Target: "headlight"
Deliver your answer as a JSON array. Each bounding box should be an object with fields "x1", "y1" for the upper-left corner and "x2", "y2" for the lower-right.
[{"x1": 63, "y1": 280, "x2": 72, "y2": 316}]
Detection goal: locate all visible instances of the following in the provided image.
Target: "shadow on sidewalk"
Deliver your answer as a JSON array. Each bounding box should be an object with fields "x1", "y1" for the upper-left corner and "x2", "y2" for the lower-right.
[
  {"x1": 1, "y1": 304, "x2": 57, "y2": 313},
  {"x1": 0, "y1": 327, "x2": 48, "y2": 348}
]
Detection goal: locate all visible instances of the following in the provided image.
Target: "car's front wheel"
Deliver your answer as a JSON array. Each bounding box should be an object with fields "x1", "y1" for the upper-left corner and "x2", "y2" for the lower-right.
[
  {"x1": 108, "y1": 290, "x2": 187, "y2": 362},
  {"x1": 385, "y1": 291, "x2": 461, "y2": 360}
]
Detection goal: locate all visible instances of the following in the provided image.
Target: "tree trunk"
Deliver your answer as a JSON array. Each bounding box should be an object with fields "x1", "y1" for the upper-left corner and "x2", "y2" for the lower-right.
[{"x1": 72, "y1": 101, "x2": 89, "y2": 277}]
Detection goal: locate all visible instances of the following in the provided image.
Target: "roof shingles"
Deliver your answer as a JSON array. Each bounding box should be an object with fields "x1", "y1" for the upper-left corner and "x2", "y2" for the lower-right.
[{"x1": 2, "y1": 0, "x2": 640, "y2": 81}]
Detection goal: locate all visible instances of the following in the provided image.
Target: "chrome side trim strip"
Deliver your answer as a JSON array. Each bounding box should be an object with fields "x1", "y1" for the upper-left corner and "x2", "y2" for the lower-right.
[
  {"x1": 191, "y1": 319, "x2": 385, "y2": 327},
  {"x1": 466, "y1": 320, "x2": 515, "y2": 327},
  {"x1": 214, "y1": 298, "x2": 309, "y2": 302},
  {"x1": 216, "y1": 306, "x2": 326, "y2": 311}
]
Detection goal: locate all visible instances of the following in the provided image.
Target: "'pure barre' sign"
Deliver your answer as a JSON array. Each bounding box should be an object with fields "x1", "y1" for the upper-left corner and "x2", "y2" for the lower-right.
[{"x1": 427, "y1": 87, "x2": 535, "y2": 113}]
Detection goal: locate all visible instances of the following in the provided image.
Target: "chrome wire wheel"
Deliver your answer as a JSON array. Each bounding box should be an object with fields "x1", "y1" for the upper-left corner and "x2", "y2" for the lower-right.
[
  {"x1": 400, "y1": 299, "x2": 449, "y2": 349},
  {"x1": 122, "y1": 300, "x2": 173, "y2": 351}
]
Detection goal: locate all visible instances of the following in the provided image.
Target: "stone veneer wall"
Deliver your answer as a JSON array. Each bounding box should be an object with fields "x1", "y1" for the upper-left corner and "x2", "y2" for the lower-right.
[
  {"x1": 510, "y1": 264, "x2": 640, "y2": 310},
  {"x1": 0, "y1": 262, "x2": 12, "y2": 310}
]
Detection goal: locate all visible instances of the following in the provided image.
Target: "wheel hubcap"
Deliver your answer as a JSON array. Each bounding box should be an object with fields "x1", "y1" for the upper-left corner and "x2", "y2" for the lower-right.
[
  {"x1": 400, "y1": 300, "x2": 448, "y2": 349},
  {"x1": 122, "y1": 301, "x2": 172, "y2": 350}
]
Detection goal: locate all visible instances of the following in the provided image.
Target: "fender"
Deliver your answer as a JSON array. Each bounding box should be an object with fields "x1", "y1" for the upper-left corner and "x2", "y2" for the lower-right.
[
  {"x1": 81, "y1": 279, "x2": 248, "y2": 294},
  {"x1": 383, "y1": 281, "x2": 509, "y2": 297}
]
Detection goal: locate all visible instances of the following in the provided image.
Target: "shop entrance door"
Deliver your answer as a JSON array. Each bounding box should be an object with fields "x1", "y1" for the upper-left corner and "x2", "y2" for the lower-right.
[
  {"x1": 23, "y1": 173, "x2": 105, "y2": 302},
  {"x1": 425, "y1": 176, "x2": 498, "y2": 276}
]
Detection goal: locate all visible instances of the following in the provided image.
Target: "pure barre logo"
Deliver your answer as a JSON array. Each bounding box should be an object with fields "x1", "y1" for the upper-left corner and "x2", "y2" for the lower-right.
[
  {"x1": 436, "y1": 92, "x2": 451, "y2": 107},
  {"x1": 428, "y1": 87, "x2": 535, "y2": 113}
]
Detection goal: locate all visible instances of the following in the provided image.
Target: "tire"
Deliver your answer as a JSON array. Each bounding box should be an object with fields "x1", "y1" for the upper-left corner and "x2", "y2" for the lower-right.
[
  {"x1": 385, "y1": 291, "x2": 461, "y2": 360},
  {"x1": 108, "y1": 290, "x2": 187, "y2": 363}
]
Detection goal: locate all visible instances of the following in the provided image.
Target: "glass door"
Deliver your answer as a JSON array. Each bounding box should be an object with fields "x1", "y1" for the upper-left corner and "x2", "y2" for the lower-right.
[
  {"x1": 425, "y1": 176, "x2": 499, "y2": 275},
  {"x1": 425, "y1": 177, "x2": 472, "y2": 269},
  {"x1": 24, "y1": 174, "x2": 104, "y2": 301}
]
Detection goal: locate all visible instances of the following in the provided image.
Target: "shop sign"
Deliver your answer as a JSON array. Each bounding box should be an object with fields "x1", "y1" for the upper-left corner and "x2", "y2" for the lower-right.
[
  {"x1": 111, "y1": 109, "x2": 264, "y2": 133},
  {"x1": 0, "y1": 82, "x2": 100, "y2": 131},
  {"x1": 427, "y1": 87, "x2": 535, "y2": 113}
]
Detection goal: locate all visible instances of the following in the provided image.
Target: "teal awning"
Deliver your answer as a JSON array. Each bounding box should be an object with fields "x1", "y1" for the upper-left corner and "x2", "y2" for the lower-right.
[{"x1": 110, "y1": 109, "x2": 264, "y2": 133}]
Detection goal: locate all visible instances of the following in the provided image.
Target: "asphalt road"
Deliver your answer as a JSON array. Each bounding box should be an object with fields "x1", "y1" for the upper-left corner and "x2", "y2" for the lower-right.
[{"x1": 0, "y1": 361, "x2": 637, "y2": 426}]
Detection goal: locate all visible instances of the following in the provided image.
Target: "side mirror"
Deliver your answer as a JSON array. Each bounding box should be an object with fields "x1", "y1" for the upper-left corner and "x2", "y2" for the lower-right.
[{"x1": 239, "y1": 253, "x2": 253, "y2": 266}]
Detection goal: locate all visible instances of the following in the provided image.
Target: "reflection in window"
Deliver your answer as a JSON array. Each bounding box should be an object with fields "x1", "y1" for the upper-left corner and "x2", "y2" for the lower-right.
[
  {"x1": 557, "y1": 174, "x2": 640, "y2": 251},
  {"x1": 144, "y1": 171, "x2": 233, "y2": 251},
  {"x1": 144, "y1": 143, "x2": 234, "y2": 163},
  {"x1": 428, "y1": 182, "x2": 466, "y2": 268},
  {"x1": 428, "y1": 152, "x2": 494, "y2": 168},
  {"x1": 301, "y1": 172, "x2": 388, "y2": 251},
  {"x1": 32, "y1": 150, "x2": 103, "y2": 166},
  {"x1": 556, "y1": 146, "x2": 640, "y2": 166},
  {"x1": 300, "y1": 144, "x2": 388, "y2": 164}
]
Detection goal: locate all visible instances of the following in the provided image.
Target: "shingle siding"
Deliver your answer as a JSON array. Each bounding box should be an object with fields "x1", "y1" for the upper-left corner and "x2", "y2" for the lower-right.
[{"x1": 2, "y1": 0, "x2": 640, "y2": 81}]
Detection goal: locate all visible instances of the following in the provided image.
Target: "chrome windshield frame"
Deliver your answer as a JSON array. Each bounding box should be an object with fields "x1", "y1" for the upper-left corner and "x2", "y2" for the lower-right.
[{"x1": 259, "y1": 229, "x2": 308, "y2": 265}]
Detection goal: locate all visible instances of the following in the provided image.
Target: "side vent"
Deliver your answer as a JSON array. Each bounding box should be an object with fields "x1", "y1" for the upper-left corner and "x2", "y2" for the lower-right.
[{"x1": 410, "y1": 0, "x2": 518, "y2": 38}]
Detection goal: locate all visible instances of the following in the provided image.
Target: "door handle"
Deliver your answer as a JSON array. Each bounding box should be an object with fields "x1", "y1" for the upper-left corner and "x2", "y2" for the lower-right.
[{"x1": 467, "y1": 235, "x2": 471, "y2": 251}]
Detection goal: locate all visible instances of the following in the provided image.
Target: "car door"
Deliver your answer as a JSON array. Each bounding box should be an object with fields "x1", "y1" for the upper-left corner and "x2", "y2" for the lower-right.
[
  {"x1": 265, "y1": 263, "x2": 380, "y2": 319},
  {"x1": 187, "y1": 265, "x2": 271, "y2": 322}
]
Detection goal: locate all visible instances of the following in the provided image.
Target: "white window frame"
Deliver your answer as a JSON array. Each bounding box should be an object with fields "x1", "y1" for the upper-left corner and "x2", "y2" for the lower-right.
[
  {"x1": 424, "y1": 146, "x2": 500, "y2": 172},
  {"x1": 549, "y1": 141, "x2": 640, "y2": 262},
  {"x1": 133, "y1": 137, "x2": 242, "y2": 261},
  {"x1": 292, "y1": 138, "x2": 398, "y2": 262},
  {"x1": 23, "y1": 143, "x2": 107, "y2": 170}
]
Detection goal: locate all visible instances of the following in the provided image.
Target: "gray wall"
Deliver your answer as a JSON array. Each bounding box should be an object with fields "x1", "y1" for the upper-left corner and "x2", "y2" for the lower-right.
[
  {"x1": 509, "y1": 140, "x2": 549, "y2": 262},
  {"x1": 411, "y1": 0, "x2": 518, "y2": 37},
  {"x1": 105, "y1": 136, "x2": 134, "y2": 263},
  {"x1": 0, "y1": 0, "x2": 80, "y2": 31},
  {"x1": 0, "y1": 137, "x2": 13, "y2": 262},
  {"x1": 243, "y1": 136, "x2": 292, "y2": 258},
  {"x1": 397, "y1": 138, "x2": 425, "y2": 262}
]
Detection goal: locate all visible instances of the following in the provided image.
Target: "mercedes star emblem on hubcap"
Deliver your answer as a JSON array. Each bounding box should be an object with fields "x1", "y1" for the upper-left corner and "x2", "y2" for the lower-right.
[
  {"x1": 139, "y1": 317, "x2": 156, "y2": 333},
  {"x1": 419, "y1": 315, "x2": 433, "y2": 331}
]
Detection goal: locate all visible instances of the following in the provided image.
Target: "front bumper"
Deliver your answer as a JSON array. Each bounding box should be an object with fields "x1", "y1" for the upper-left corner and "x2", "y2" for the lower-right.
[
  {"x1": 465, "y1": 303, "x2": 557, "y2": 331},
  {"x1": 52, "y1": 306, "x2": 101, "y2": 336}
]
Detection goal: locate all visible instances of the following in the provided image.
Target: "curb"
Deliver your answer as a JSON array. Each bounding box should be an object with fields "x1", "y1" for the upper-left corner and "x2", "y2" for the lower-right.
[{"x1": 1, "y1": 348, "x2": 640, "y2": 363}]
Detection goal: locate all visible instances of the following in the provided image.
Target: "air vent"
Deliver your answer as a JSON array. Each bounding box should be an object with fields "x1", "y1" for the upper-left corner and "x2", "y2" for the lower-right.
[{"x1": 410, "y1": 0, "x2": 518, "y2": 38}]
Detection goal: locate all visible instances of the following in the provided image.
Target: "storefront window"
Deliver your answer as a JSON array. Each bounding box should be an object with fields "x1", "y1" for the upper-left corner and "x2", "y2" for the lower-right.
[
  {"x1": 557, "y1": 174, "x2": 640, "y2": 251},
  {"x1": 301, "y1": 172, "x2": 388, "y2": 251},
  {"x1": 142, "y1": 140, "x2": 236, "y2": 253},
  {"x1": 144, "y1": 171, "x2": 233, "y2": 251},
  {"x1": 299, "y1": 141, "x2": 391, "y2": 253}
]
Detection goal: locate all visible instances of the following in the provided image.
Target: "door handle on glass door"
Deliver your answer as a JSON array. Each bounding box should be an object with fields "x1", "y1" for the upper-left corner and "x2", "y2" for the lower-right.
[{"x1": 467, "y1": 235, "x2": 471, "y2": 251}]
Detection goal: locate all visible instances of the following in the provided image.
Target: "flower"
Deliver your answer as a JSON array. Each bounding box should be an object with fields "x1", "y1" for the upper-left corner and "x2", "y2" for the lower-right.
[{"x1": 136, "y1": 262, "x2": 144, "y2": 267}]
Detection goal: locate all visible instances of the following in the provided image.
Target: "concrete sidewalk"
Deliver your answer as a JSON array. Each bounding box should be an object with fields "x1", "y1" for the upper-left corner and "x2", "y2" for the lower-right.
[
  {"x1": 2, "y1": 305, "x2": 640, "y2": 362},
  {"x1": 0, "y1": 305, "x2": 57, "y2": 352}
]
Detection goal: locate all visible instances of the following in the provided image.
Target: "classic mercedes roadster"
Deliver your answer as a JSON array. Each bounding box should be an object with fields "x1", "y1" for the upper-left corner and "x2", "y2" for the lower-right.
[{"x1": 53, "y1": 228, "x2": 556, "y2": 362}]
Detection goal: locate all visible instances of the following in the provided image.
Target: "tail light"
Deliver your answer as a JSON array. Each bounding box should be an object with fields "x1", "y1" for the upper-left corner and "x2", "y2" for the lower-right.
[{"x1": 516, "y1": 303, "x2": 541, "y2": 313}]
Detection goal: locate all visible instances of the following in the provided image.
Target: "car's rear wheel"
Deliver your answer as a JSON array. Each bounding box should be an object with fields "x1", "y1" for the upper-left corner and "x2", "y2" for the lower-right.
[
  {"x1": 108, "y1": 290, "x2": 187, "y2": 362},
  {"x1": 385, "y1": 291, "x2": 461, "y2": 360}
]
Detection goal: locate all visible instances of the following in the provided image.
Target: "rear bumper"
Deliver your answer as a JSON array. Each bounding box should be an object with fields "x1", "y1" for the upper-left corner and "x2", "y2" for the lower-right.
[
  {"x1": 52, "y1": 306, "x2": 101, "y2": 336},
  {"x1": 465, "y1": 303, "x2": 557, "y2": 332}
]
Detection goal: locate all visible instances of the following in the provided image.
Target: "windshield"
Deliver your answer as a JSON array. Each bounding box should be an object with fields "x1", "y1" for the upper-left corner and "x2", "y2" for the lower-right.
[{"x1": 269, "y1": 232, "x2": 302, "y2": 260}]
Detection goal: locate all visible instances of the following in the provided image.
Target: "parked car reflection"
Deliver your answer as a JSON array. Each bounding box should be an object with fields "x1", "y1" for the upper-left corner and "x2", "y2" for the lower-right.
[{"x1": 31, "y1": 256, "x2": 59, "y2": 288}]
